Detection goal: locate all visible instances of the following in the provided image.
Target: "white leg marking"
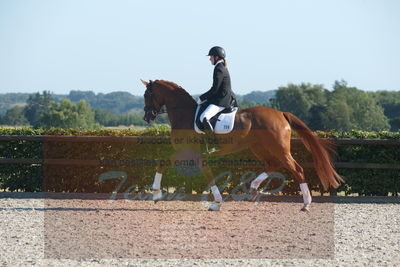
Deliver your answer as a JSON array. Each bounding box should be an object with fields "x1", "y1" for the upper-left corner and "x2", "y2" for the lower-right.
[
  {"x1": 152, "y1": 172, "x2": 163, "y2": 202},
  {"x1": 251, "y1": 172, "x2": 269, "y2": 190},
  {"x1": 153, "y1": 172, "x2": 162, "y2": 190},
  {"x1": 300, "y1": 183, "x2": 312, "y2": 205},
  {"x1": 211, "y1": 185, "x2": 223, "y2": 203}
]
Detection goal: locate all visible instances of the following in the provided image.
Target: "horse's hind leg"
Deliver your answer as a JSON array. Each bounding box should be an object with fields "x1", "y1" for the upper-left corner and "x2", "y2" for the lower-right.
[
  {"x1": 249, "y1": 145, "x2": 282, "y2": 201},
  {"x1": 276, "y1": 151, "x2": 312, "y2": 211},
  {"x1": 251, "y1": 143, "x2": 312, "y2": 211}
]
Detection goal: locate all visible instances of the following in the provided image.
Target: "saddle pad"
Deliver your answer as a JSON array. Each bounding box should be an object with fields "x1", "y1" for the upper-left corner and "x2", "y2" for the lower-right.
[{"x1": 194, "y1": 104, "x2": 238, "y2": 134}]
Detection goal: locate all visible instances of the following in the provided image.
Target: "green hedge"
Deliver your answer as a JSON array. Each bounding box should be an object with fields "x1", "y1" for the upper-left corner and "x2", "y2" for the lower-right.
[
  {"x1": 0, "y1": 127, "x2": 399, "y2": 196},
  {"x1": 317, "y1": 130, "x2": 400, "y2": 196}
]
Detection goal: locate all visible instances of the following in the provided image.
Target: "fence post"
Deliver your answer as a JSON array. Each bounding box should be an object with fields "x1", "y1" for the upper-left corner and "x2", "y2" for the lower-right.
[
  {"x1": 185, "y1": 180, "x2": 192, "y2": 194},
  {"x1": 330, "y1": 188, "x2": 337, "y2": 196}
]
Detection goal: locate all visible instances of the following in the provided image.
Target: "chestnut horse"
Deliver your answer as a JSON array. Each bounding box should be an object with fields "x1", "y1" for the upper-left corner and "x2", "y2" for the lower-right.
[{"x1": 141, "y1": 79, "x2": 343, "y2": 211}]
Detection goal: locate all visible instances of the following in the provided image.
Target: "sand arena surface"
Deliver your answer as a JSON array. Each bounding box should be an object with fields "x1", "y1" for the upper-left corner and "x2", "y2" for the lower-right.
[{"x1": 0, "y1": 193, "x2": 399, "y2": 266}]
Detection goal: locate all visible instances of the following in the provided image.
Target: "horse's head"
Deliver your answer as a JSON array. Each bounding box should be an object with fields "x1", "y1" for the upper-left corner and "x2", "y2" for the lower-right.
[
  {"x1": 141, "y1": 79, "x2": 197, "y2": 124},
  {"x1": 141, "y1": 79, "x2": 165, "y2": 123}
]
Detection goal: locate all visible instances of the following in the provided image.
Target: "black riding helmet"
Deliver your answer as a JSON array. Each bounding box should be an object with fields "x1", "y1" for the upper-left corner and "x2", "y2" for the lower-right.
[{"x1": 207, "y1": 46, "x2": 226, "y2": 59}]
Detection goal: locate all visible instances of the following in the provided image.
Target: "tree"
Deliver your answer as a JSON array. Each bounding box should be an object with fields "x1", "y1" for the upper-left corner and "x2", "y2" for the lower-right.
[
  {"x1": 68, "y1": 90, "x2": 144, "y2": 114},
  {"x1": 0, "y1": 106, "x2": 29, "y2": 126},
  {"x1": 369, "y1": 90, "x2": 400, "y2": 131},
  {"x1": 270, "y1": 80, "x2": 390, "y2": 131},
  {"x1": 41, "y1": 99, "x2": 99, "y2": 129},
  {"x1": 325, "y1": 99, "x2": 352, "y2": 131},
  {"x1": 237, "y1": 98, "x2": 266, "y2": 109},
  {"x1": 0, "y1": 93, "x2": 31, "y2": 115},
  {"x1": 94, "y1": 108, "x2": 117, "y2": 126},
  {"x1": 324, "y1": 81, "x2": 390, "y2": 131},
  {"x1": 241, "y1": 90, "x2": 276, "y2": 103},
  {"x1": 308, "y1": 105, "x2": 328, "y2": 130},
  {"x1": 389, "y1": 117, "x2": 400, "y2": 131},
  {"x1": 271, "y1": 83, "x2": 328, "y2": 124},
  {"x1": 94, "y1": 108, "x2": 147, "y2": 127},
  {"x1": 75, "y1": 100, "x2": 99, "y2": 129},
  {"x1": 23, "y1": 91, "x2": 53, "y2": 127}
]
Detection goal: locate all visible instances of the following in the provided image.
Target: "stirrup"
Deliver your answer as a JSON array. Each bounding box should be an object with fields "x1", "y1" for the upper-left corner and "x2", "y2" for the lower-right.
[
  {"x1": 205, "y1": 146, "x2": 220, "y2": 155},
  {"x1": 202, "y1": 120, "x2": 219, "y2": 155},
  {"x1": 202, "y1": 142, "x2": 220, "y2": 155}
]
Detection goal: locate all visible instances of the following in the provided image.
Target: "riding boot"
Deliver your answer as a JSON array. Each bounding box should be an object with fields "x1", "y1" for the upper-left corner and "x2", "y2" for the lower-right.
[{"x1": 202, "y1": 118, "x2": 219, "y2": 154}]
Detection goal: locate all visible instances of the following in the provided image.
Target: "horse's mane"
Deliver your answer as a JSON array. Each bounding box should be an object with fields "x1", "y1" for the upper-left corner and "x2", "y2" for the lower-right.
[{"x1": 154, "y1": 80, "x2": 196, "y2": 104}]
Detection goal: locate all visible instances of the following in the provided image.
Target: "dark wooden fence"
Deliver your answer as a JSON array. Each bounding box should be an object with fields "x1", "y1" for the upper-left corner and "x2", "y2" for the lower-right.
[
  {"x1": 1, "y1": 135, "x2": 399, "y2": 196},
  {"x1": 1, "y1": 135, "x2": 399, "y2": 169}
]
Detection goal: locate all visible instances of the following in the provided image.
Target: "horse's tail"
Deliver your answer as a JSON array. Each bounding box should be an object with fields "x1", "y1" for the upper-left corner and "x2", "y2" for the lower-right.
[{"x1": 283, "y1": 112, "x2": 344, "y2": 190}]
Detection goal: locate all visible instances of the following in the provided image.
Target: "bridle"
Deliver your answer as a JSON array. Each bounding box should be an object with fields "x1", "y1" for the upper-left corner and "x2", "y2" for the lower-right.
[
  {"x1": 143, "y1": 80, "x2": 198, "y2": 123},
  {"x1": 144, "y1": 81, "x2": 167, "y2": 118}
]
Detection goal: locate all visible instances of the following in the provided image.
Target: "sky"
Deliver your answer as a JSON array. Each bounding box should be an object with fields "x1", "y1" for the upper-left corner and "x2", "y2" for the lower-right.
[{"x1": 0, "y1": 0, "x2": 399, "y2": 95}]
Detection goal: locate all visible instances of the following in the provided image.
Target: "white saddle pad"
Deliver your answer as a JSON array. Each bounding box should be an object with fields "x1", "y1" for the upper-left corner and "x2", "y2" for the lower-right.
[{"x1": 194, "y1": 105, "x2": 238, "y2": 134}]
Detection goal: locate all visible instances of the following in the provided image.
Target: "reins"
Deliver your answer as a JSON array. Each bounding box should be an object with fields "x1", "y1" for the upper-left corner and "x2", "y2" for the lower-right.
[{"x1": 145, "y1": 80, "x2": 196, "y2": 115}]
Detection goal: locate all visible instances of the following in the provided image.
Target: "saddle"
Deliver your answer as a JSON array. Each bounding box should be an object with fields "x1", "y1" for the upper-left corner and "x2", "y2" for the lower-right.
[{"x1": 194, "y1": 101, "x2": 238, "y2": 134}]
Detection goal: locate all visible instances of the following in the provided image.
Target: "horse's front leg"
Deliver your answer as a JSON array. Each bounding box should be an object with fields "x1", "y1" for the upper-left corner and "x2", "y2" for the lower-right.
[
  {"x1": 152, "y1": 171, "x2": 163, "y2": 203},
  {"x1": 152, "y1": 153, "x2": 176, "y2": 203},
  {"x1": 202, "y1": 165, "x2": 223, "y2": 211}
]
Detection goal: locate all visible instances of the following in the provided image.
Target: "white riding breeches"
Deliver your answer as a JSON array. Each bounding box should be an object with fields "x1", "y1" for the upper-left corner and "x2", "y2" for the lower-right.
[{"x1": 199, "y1": 104, "x2": 225, "y2": 122}]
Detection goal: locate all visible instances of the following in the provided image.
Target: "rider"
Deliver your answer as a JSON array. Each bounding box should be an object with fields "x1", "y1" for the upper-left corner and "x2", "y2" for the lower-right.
[{"x1": 199, "y1": 46, "x2": 237, "y2": 154}]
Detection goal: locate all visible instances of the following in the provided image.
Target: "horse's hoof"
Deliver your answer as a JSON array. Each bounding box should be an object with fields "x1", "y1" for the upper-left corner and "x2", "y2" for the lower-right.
[
  {"x1": 301, "y1": 204, "x2": 310, "y2": 212},
  {"x1": 249, "y1": 188, "x2": 258, "y2": 202},
  {"x1": 208, "y1": 202, "x2": 221, "y2": 211},
  {"x1": 152, "y1": 190, "x2": 162, "y2": 203}
]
